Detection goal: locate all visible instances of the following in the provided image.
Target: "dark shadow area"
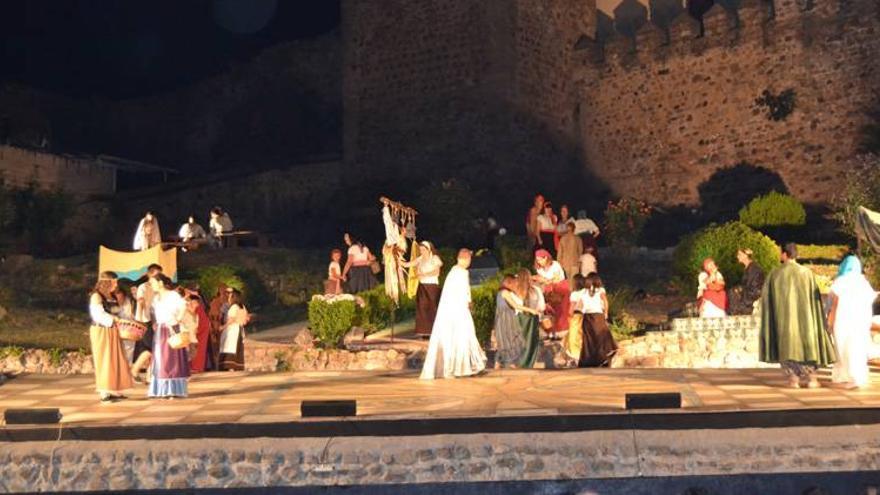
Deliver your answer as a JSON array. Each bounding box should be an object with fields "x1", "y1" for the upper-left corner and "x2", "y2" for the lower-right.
[
  {"x1": 640, "y1": 205, "x2": 705, "y2": 248},
  {"x1": 613, "y1": 0, "x2": 649, "y2": 38},
  {"x1": 697, "y1": 162, "x2": 789, "y2": 223},
  {"x1": 650, "y1": 0, "x2": 685, "y2": 32}
]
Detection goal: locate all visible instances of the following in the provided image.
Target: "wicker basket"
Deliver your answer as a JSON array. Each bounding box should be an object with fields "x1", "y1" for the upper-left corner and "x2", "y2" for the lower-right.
[
  {"x1": 115, "y1": 319, "x2": 147, "y2": 341},
  {"x1": 168, "y1": 331, "x2": 191, "y2": 350}
]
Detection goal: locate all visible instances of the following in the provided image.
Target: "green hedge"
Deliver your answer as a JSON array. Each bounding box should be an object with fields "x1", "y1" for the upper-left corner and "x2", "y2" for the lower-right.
[
  {"x1": 307, "y1": 299, "x2": 358, "y2": 348},
  {"x1": 495, "y1": 235, "x2": 531, "y2": 271},
  {"x1": 355, "y1": 284, "x2": 416, "y2": 331},
  {"x1": 738, "y1": 191, "x2": 806, "y2": 228},
  {"x1": 471, "y1": 277, "x2": 502, "y2": 347},
  {"x1": 673, "y1": 221, "x2": 779, "y2": 289}
]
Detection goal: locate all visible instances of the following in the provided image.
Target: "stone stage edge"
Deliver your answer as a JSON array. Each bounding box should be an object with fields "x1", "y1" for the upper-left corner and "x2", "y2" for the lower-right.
[{"x1": 2, "y1": 368, "x2": 880, "y2": 492}]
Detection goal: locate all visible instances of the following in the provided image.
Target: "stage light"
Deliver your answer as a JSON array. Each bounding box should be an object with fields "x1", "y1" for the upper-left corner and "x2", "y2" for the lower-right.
[
  {"x1": 301, "y1": 400, "x2": 357, "y2": 418},
  {"x1": 625, "y1": 393, "x2": 682, "y2": 410},
  {"x1": 4, "y1": 408, "x2": 62, "y2": 425}
]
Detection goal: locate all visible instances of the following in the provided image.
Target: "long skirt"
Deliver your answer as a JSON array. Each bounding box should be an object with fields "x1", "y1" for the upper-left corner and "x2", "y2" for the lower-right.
[
  {"x1": 346, "y1": 265, "x2": 377, "y2": 294},
  {"x1": 539, "y1": 231, "x2": 556, "y2": 258},
  {"x1": 415, "y1": 283, "x2": 441, "y2": 336},
  {"x1": 544, "y1": 281, "x2": 571, "y2": 333},
  {"x1": 580, "y1": 313, "x2": 617, "y2": 367},
  {"x1": 564, "y1": 312, "x2": 584, "y2": 361},
  {"x1": 89, "y1": 325, "x2": 134, "y2": 395},
  {"x1": 148, "y1": 324, "x2": 190, "y2": 398},
  {"x1": 515, "y1": 313, "x2": 541, "y2": 368},
  {"x1": 191, "y1": 324, "x2": 211, "y2": 374},
  {"x1": 219, "y1": 325, "x2": 245, "y2": 371}
]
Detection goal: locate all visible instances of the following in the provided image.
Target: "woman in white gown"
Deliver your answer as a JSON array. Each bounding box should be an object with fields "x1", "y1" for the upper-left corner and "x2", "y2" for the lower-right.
[
  {"x1": 420, "y1": 249, "x2": 487, "y2": 380},
  {"x1": 827, "y1": 255, "x2": 877, "y2": 389}
]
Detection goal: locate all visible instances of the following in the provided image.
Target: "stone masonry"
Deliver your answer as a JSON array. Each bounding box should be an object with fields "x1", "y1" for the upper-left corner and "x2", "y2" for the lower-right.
[
  {"x1": 3, "y1": 425, "x2": 880, "y2": 492},
  {"x1": 344, "y1": 0, "x2": 880, "y2": 206}
]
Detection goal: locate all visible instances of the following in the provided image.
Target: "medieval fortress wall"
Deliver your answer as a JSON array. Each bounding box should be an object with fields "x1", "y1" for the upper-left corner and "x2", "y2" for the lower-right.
[{"x1": 343, "y1": 0, "x2": 880, "y2": 206}]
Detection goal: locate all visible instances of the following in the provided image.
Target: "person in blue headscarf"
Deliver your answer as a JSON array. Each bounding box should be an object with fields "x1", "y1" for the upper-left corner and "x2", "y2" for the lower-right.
[{"x1": 827, "y1": 255, "x2": 877, "y2": 389}]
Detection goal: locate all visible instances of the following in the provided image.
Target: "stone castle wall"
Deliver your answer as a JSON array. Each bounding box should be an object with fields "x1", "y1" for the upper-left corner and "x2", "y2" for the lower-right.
[
  {"x1": 344, "y1": 0, "x2": 880, "y2": 208},
  {"x1": 0, "y1": 145, "x2": 115, "y2": 196},
  {"x1": 576, "y1": 0, "x2": 880, "y2": 205}
]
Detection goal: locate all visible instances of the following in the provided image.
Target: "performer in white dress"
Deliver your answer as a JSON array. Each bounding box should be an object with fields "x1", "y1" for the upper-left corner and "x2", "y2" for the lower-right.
[
  {"x1": 133, "y1": 211, "x2": 162, "y2": 251},
  {"x1": 828, "y1": 255, "x2": 877, "y2": 389},
  {"x1": 420, "y1": 249, "x2": 487, "y2": 380}
]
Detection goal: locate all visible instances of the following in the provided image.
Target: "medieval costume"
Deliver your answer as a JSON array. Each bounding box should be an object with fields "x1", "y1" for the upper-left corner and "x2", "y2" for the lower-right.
[
  {"x1": 133, "y1": 215, "x2": 162, "y2": 251},
  {"x1": 382, "y1": 204, "x2": 408, "y2": 305},
  {"x1": 89, "y1": 285, "x2": 134, "y2": 401},
  {"x1": 493, "y1": 289, "x2": 540, "y2": 368},
  {"x1": 344, "y1": 244, "x2": 377, "y2": 294},
  {"x1": 219, "y1": 301, "x2": 247, "y2": 371},
  {"x1": 557, "y1": 229, "x2": 583, "y2": 282},
  {"x1": 535, "y1": 250, "x2": 570, "y2": 338},
  {"x1": 536, "y1": 212, "x2": 557, "y2": 258},
  {"x1": 728, "y1": 262, "x2": 765, "y2": 315},
  {"x1": 574, "y1": 284, "x2": 616, "y2": 367},
  {"x1": 829, "y1": 256, "x2": 876, "y2": 388},
  {"x1": 190, "y1": 300, "x2": 212, "y2": 373},
  {"x1": 420, "y1": 263, "x2": 487, "y2": 379},
  {"x1": 406, "y1": 242, "x2": 443, "y2": 337},
  {"x1": 574, "y1": 211, "x2": 600, "y2": 257},
  {"x1": 149, "y1": 287, "x2": 190, "y2": 398},
  {"x1": 760, "y1": 258, "x2": 835, "y2": 385},
  {"x1": 697, "y1": 259, "x2": 727, "y2": 318}
]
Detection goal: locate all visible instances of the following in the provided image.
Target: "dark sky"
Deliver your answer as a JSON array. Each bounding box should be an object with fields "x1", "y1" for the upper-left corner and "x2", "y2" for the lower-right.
[{"x1": 0, "y1": 0, "x2": 340, "y2": 99}]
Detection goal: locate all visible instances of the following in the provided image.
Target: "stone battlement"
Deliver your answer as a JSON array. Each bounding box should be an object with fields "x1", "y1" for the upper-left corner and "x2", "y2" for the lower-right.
[{"x1": 582, "y1": 0, "x2": 869, "y2": 70}]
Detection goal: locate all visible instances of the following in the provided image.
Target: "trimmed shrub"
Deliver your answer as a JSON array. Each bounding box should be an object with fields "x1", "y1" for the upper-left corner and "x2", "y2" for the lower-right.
[
  {"x1": 495, "y1": 235, "x2": 531, "y2": 271},
  {"x1": 307, "y1": 298, "x2": 358, "y2": 348},
  {"x1": 355, "y1": 284, "x2": 416, "y2": 331},
  {"x1": 673, "y1": 221, "x2": 779, "y2": 289},
  {"x1": 738, "y1": 191, "x2": 806, "y2": 229}
]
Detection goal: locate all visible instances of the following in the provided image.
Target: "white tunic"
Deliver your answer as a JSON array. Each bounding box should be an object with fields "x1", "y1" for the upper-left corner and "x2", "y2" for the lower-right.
[
  {"x1": 830, "y1": 273, "x2": 877, "y2": 387},
  {"x1": 152, "y1": 290, "x2": 185, "y2": 327},
  {"x1": 420, "y1": 265, "x2": 486, "y2": 380},
  {"x1": 221, "y1": 304, "x2": 248, "y2": 355}
]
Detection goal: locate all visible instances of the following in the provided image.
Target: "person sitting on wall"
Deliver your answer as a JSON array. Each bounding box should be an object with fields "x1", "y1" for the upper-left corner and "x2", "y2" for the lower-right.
[
  {"x1": 727, "y1": 248, "x2": 765, "y2": 315},
  {"x1": 178, "y1": 215, "x2": 207, "y2": 251},
  {"x1": 209, "y1": 207, "x2": 234, "y2": 248},
  {"x1": 697, "y1": 258, "x2": 727, "y2": 318}
]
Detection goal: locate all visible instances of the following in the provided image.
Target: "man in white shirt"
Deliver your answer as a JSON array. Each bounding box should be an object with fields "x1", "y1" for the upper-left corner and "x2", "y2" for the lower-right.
[
  {"x1": 209, "y1": 207, "x2": 234, "y2": 248},
  {"x1": 132, "y1": 263, "x2": 163, "y2": 382},
  {"x1": 178, "y1": 216, "x2": 207, "y2": 247}
]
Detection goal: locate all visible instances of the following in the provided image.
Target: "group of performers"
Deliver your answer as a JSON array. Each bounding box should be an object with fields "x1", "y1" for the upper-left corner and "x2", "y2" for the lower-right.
[
  {"x1": 697, "y1": 243, "x2": 877, "y2": 390},
  {"x1": 132, "y1": 208, "x2": 234, "y2": 252},
  {"x1": 87, "y1": 263, "x2": 249, "y2": 402}
]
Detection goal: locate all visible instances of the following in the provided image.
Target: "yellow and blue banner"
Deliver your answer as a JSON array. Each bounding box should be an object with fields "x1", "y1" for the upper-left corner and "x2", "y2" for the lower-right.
[{"x1": 98, "y1": 245, "x2": 178, "y2": 282}]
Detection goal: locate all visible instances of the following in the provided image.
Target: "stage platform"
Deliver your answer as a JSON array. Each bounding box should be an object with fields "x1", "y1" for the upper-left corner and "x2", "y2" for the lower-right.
[{"x1": 2, "y1": 367, "x2": 880, "y2": 441}]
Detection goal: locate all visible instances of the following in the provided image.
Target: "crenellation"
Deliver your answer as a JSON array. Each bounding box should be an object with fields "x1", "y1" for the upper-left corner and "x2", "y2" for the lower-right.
[
  {"x1": 701, "y1": 3, "x2": 738, "y2": 40},
  {"x1": 634, "y1": 21, "x2": 668, "y2": 55},
  {"x1": 667, "y1": 11, "x2": 702, "y2": 44},
  {"x1": 603, "y1": 34, "x2": 637, "y2": 68}
]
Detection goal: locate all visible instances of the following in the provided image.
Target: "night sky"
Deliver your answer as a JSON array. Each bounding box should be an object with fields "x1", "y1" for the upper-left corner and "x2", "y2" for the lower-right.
[{"x1": 0, "y1": 0, "x2": 340, "y2": 99}]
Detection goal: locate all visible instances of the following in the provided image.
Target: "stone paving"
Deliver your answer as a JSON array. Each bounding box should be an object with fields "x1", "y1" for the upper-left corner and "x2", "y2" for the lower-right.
[{"x1": 1, "y1": 367, "x2": 879, "y2": 426}]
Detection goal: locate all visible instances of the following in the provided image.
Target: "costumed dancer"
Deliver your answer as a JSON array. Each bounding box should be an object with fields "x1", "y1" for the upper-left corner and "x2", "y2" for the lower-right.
[
  {"x1": 697, "y1": 258, "x2": 727, "y2": 317},
  {"x1": 827, "y1": 255, "x2": 877, "y2": 389},
  {"x1": 564, "y1": 274, "x2": 588, "y2": 364},
  {"x1": 341, "y1": 235, "x2": 378, "y2": 294},
  {"x1": 219, "y1": 288, "x2": 248, "y2": 371},
  {"x1": 536, "y1": 203, "x2": 558, "y2": 258},
  {"x1": 493, "y1": 275, "x2": 541, "y2": 369},
  {"x1": 760, "y1": 243, "x2": 835, "y2": 389},
  {"x1": 188, "y1": 292, "x2": 212, "y2": 373},
  {"x1": 148, "y1": 274, "x2": 190, "y2": 399},
  {"x1": 132, "y1": 263, "x2": 163, "y2": 383},
  {"x1": 526, "y1": 194, "x2": 545, "y2": 251},
  {"x1": 88, "y1": 272, "x2": 134, "y2": 402},
  {"x1": 420, "y1": 249, "x2": 487, "y2": 379},
  {"x1": 533, "y1": 249, "x2": 570, "y2": 340},
  {"x1": 578, "y1": 273, "x2": 616, "y2": 367},
  {"x1": 557, "y1": 221, "x2": 583, "y2": 283},
  {"x1": 401, "y1": 241, "x2": 443, "y2": 338}
]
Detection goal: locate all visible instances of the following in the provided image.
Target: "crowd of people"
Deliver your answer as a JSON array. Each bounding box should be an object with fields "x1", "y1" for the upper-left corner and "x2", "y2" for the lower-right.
[
  {"x1": 87, "y1": 263, "x2": 249, "y2": 402},
  {"x1": 132, "y1": 207, "x2": 235, "y2": 252}
]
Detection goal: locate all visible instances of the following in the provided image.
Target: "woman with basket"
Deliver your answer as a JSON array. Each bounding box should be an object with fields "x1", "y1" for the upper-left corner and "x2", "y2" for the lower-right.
[
  {"x1": 148, "y1": 274, "x2": 190, "y2": 399},
  {"x1": 88, "y1": 272, "x2": 134, "y2": 402}
]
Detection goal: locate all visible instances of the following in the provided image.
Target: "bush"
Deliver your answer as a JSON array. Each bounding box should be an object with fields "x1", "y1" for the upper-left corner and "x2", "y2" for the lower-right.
[
  {"x1": 191, "y1": 264, "x2": 271, "y2": 307},
  {"x1": 833, "y1": 154, "x2": 880, "y2": 239},
  {"x1": 355, "y1": 284, "x2": 416, "y2": 331},
  {"x1": 738, "y1": 191, "x2": 806, "y2": 229},
  {"x1": 471, "y1": 277, "x2": 501, "y2": 347},
  {"x1": 673, "y1": 221, "x2": 779, "y2": 289},
  {"x1": 307, "y1": 298, "x2": 358, "y2": 348},
  {"x1": 2, "y1": 184, "x2": 73, "y2": 254},
  {"x1": 604, "y1": 198, "x2": 652, "y2": 248}
]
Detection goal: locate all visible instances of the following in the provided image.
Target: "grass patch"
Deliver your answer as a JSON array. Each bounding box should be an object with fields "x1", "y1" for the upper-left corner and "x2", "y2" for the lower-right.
[
  {"x1": 796, "y1": 244, "x2": 849, "y2": 263},
  {"x1": 0, "y1": 309, "x2": 90, "y2": 351}
]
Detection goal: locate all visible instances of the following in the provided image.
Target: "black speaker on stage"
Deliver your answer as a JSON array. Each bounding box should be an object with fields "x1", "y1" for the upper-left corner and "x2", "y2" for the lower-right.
[
  {"x1": 625, "y1": 393, "x2": 682, "y2": 410},
  {"x1": 4, "y1": 408, "x2": 62, "y2": 424},
  {"x1": 301, "y1": 400, "x2": 357, "y2": 417}
]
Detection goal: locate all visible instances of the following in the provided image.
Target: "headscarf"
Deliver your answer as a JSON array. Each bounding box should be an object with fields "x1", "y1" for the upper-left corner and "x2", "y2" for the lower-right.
[
  {"x1": 837, "y1": 255, "x2": 862, "y2": 278},
  {"x1": 535, "y1": 249, "x2": 552, "y2": 260}
]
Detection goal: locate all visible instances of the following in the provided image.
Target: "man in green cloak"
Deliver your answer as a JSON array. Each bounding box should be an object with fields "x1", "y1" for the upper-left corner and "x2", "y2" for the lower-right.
[{"x1": 760, "y1": 243, "x2": 835, "y2": 388}]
